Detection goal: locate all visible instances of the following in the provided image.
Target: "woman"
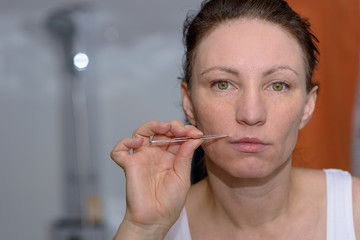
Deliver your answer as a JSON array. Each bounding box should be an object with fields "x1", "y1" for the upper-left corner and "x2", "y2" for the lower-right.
[{"x1": 111, "y1": 0, "x2": 360, "y2": 239}]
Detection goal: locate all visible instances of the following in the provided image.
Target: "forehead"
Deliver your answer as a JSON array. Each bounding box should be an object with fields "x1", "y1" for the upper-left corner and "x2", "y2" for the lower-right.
[{"x1": 194, "y1": 19, "x2": 305, "y2": 78}]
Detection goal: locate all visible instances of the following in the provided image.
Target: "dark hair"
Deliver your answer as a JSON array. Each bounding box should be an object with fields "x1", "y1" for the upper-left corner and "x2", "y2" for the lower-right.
[{"x1": 182, "y1": 0, "x2": 319, "y2": 92}]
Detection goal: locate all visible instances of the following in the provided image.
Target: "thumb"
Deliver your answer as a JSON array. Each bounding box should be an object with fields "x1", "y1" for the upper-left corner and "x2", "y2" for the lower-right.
[{"x1": 173, "y1": 139, "x2": 203, "y2": 186}]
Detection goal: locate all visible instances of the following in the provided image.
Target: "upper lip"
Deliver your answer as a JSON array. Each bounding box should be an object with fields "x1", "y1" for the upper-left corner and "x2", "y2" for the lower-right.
[{"x1": 230, "y1": 137, "x2": 268, "y2": 145}]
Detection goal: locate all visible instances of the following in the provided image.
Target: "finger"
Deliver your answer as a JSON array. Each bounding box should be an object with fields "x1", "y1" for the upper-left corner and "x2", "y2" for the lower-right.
[
  {"x1": 164, "y1": 124, "x2": 203, "y2": 141},
  {"x1": 150, "y1": 122, "x2": 199, "y2": 145},
  {"x1": 184, "y1": 125, "x2": 203, "y2": 138},
  {"x1": 173, "y1": 139, "x2": 204, "y2": 186},
  {"x1": 132, "y1": 121, "x2": 171, "y2": 140},
  {"x1": 111, "y1": 138, "x2": 143, "y2": 168},
  {"x1": 150, "y1": 120, "x2": 187, "y2": 141},
  {"x1": 150, "y1": 124, "x2": 203, "y2": 151},
  {"x1": 169, "y1": 121, "x2": 187, "y2": 138},
  {"x1": 165, "y1": 120, "x2": 200, "y2": 138}
]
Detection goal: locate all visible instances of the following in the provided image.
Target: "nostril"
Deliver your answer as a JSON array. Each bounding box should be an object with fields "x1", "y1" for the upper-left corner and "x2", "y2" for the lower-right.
[
  {"x1": 238, "y1": 119, "x2": 266, "y2": 126},
  {"x1": 235, "y1": 92, "x2": 267, "y2": 126},
  {"x1": 236, "y1": 107, "x2": 267, "y2": 126}
]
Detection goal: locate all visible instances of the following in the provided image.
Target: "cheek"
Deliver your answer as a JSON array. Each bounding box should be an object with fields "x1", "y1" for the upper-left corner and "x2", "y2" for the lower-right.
[
  {"x1": 270, "y1": 99, "x2": 304, "y2": 153},
  {"x1": 193, "y1": 98, "x2": 232, "y2": 134}
]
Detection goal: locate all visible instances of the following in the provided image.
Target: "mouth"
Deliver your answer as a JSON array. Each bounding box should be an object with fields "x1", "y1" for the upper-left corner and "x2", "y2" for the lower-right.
[{"x1": 229, "y1": 137, "x2": 270, "y2": 153}]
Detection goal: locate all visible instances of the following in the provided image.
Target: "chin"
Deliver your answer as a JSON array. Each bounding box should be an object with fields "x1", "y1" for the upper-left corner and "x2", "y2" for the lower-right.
[
  {"x1": 231, "y1": 160, "x2": 273, "y2": 178},
  {"x1": 206, "y1": 154, "x2": 290, "y2": 184},
  {"x1": 207, "y1": 156, "x2": 271, "y2": 179}
]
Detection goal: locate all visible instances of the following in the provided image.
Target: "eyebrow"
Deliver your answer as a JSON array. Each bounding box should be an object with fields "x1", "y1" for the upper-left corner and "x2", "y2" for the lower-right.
[
  {"x1": 200, "y1": 65, "x2": 299, "y2": 77},
  {"x1": 263, "y1": 65, "x2": 299, "y2": 77},
  {"x1": 200, "y1": 66, "x2": 239, "y2": 76}
]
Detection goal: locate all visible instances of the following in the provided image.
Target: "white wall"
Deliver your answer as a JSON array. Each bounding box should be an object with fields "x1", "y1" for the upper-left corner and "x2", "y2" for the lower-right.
[
  {"x1": 0, "y1": 13, "x2": 64, "y2": 240},
  {"x1": 0, "y1": 1, "x2": 203, "y2": 239}
]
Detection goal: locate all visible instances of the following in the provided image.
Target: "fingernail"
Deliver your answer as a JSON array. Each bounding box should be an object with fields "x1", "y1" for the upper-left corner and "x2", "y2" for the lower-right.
[{"x1": 193, "y1": 129, "x2": 203, "y2": 137}]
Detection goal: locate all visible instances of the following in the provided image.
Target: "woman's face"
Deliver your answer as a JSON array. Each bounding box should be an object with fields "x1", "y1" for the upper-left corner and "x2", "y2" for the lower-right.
[{"x1": 182, "y1": 19, "x2": 317, "y2": 179}]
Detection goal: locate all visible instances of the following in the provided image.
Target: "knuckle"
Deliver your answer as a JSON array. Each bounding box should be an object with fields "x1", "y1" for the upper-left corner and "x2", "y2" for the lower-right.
[
  {"x1": 167, "y1": 120, "x2": 185, "y2": 131},
  {"x1": 167, "y1": 120, "x2": 183, "y2": 125},
  {"x1": 110, "y1": 150, "x2": 116, "y2": 160}
]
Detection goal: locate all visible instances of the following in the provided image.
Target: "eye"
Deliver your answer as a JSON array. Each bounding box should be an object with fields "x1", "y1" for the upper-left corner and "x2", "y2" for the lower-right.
[
  {"x1": 271, "y1": 81, "x2": 289, "y2": 92},
  {"x1": 214, "y1": 80, "x2": 232, "y2": 90}
]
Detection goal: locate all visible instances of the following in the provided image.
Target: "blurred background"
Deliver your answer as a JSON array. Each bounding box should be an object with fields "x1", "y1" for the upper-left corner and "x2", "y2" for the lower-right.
[
  {"x1": 0, "y1": 0, "x2": 205, "y2": 239},
  {"x1": 0, "y1": 0, "x2": 359, "y2": 239}
]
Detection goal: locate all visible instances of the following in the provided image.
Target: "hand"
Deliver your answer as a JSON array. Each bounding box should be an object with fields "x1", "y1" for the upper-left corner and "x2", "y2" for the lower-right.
[{"x1": 111, "y1": 120, "x2": 203, "y2": 239}]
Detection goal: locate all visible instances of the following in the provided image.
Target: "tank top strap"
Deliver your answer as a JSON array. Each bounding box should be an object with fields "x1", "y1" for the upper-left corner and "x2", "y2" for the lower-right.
[{"x1": 324, "y1": 169, "x2": 356, "y2": 240}]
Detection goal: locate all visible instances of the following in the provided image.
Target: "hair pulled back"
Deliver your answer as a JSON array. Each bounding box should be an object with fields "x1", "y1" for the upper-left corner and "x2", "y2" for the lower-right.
[{"x1": 182, "y1": 0, "x2": 319, "y2": 92}]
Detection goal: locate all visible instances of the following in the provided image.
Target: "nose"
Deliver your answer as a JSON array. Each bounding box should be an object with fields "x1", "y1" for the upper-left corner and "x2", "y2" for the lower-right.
[{"x1": 235, "y1": 89, "x2": 267, "y2": 126}]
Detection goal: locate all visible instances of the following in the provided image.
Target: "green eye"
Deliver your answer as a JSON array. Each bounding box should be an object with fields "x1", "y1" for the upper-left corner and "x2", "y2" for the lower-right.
[
  {"x1": 272, "y1": 82, "x2": 284, "y2": 91},
  {"x1": 217, "y1": 81, "x2": 229, "y2": 90}
]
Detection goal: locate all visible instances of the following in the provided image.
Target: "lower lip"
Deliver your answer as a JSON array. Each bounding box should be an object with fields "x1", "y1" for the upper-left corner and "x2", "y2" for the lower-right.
[{"x1": 231, "y1": 142, "x2": 269, "y2": 153}]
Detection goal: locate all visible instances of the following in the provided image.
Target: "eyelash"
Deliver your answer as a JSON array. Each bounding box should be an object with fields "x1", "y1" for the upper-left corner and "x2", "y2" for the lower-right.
[
  {"x1": 210, "y1": 80, "x2": 291, "y2": 92},
  {"x1": 211, "y1": 80, "x2": 233, "y2": 90},
  {"x1": 269, "y1": 80, "x2": 291, "y2": 92}
]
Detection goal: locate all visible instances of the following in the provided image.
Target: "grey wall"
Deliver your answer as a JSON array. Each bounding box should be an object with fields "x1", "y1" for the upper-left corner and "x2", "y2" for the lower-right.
[{"x1": 0, "y1": 1, "x2": 203, "y2": 239}]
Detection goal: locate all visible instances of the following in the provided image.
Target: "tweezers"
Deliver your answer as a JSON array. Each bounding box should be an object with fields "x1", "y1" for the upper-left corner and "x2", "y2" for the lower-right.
[{"x1": 149, "y1": 134, "x2": 228, "y2": 144}]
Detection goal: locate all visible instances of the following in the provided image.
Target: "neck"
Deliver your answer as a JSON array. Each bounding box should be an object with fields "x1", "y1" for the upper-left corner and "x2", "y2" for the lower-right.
[{"x1": 204, "y1": 157, "x2": 295, "y2": 230}]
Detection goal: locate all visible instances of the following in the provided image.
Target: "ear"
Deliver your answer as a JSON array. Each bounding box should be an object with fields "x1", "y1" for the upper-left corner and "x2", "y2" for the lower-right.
[
  {"x1": 299, "y1": 86, "x2": 318, "y2": 130},
  {"x1": 181, "y1": 81, "x2": 197, "y2": 125}
]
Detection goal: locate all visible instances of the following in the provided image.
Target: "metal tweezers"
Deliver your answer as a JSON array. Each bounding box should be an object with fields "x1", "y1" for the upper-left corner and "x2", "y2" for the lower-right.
[{"x1": 149, "y1": 134, "x2": 228, "y2": 145}]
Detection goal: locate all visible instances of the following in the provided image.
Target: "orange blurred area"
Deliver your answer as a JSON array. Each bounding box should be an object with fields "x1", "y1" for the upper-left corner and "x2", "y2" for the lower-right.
[{"x1": 287, "y1": 0, "x2": 360, "y2": 170}]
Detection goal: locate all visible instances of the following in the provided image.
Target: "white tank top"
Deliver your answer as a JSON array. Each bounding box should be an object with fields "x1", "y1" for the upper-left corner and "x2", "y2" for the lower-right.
[
  {"x1": 164, "y1": 169, "x2": 356, "y2": 240},
  {"x1": 325, "y1": 169, "x2": 356, "y2": 240}
]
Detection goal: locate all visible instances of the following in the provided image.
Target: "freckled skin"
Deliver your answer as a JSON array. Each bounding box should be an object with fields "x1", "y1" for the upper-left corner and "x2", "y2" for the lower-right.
[{"x1": 182, "y1": 19, "x2": 316, "y2": 179}]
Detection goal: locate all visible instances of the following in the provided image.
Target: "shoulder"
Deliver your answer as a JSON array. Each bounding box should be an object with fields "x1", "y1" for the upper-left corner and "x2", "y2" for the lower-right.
[
  {"x1": 186, "y1": 179, "x2": 208, "y2": 213},
  {"x1": 292, "y1": 167, "x2": 327, "y2": 200},
  {"x1": 185, "y1": 179, "x2": 211, "y2": 236},
  {"x1": 352, "y1": 175, "x2": 360, "y2": 238},
  {"x1": 292, "y1": 167, "x2": 325, "y2": 178},
  {"x1": 292, "y1": 167, "x2": 326, "y2": 191},
  {"x1": 292, "y1": 167, "x2": 327, "y2": 220}
]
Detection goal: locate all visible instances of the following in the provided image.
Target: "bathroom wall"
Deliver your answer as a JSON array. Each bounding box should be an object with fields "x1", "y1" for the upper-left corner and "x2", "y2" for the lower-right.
[{"x1": 0, "y1": 1, "x2": 203, "y2": 239}]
